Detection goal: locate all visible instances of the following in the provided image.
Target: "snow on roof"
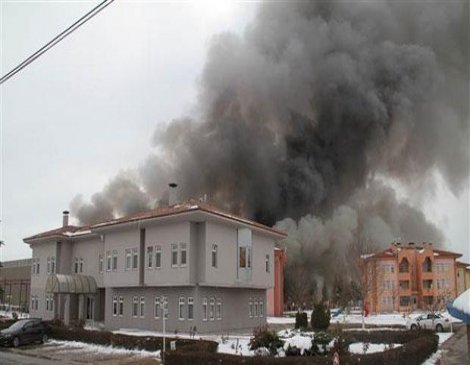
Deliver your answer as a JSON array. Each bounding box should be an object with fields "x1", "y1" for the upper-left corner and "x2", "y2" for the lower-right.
[{"x1": 453, "y1": 289, "x2": 470, "y2": 314}]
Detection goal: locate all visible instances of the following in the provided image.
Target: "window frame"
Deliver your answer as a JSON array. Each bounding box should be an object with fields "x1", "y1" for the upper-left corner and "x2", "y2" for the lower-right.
[
  {"x1": 112, "y1": 250, "x2": 118, "y2": 271},
  {"x1": 180, "y1": 243, "x2": 187, "y2": 267},
  {"x1": 147, "y1": 246, "x2": 154, "y2": 269},
  {"x1": 178, "y1": 297, "x2": 185, "y2": 320},
  {"x1": 99, "y1": 255, "x2": 104, "y2": 273},
  {"x1": 216, "y1": 298, "x2": 222, "y2": 320},
  {"x1": 171, "y1": 244, "x2": 178, "y2": 267},
  {"x1": 112, "y1": 296, "x2": 118, "y2": 317},
  {"x1": 139, "y1": 296, "x2": 145, "y2": 318},
  {"x1": 265, "y1": 254, "x2": 270, "y2": 273},
  {"x1": 212, "y1": 244, "x2": 218, "y2": 268},
  {"x1": 202, "y1": 297, "x2": 208, "y2": 321},
  {"x1": 209, "y1": 297, "x2": 215, "y2": 321},
  {"x1": 125, "y1": 249, "x2": 131, "y2": 270},
  {"x1": 187, "y1": 297, "x2": 194, "y2": 320},
  {"x1": 132, "y1": 248, "x2": 138, "y2": 270},
  {"x1": 132, "y1": 296, "x2": 138, "y2": 317},
  {"x1": 106, "y1": 251, "x2": 112, "y2": 272},
  {"x1": 155, "y1": 246, "x2": 162, "y2": 269},
  {"x1": 118, "y1": 296, "x2": 124, "y2": 316},
  {"x1": 154, "y1": 296, "x2": 161, "y2": 319}
]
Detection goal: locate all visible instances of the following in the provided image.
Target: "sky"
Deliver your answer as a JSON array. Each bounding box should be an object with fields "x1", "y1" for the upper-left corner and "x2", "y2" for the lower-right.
[{"x1": 0, "y1": 0, "x2": 469, "y2": 263}]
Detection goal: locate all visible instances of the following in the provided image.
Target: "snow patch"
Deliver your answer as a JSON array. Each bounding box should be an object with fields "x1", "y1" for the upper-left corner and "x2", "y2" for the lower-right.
[{"x1": 348, "y1": 342, "x2": 402, "y2": 354}]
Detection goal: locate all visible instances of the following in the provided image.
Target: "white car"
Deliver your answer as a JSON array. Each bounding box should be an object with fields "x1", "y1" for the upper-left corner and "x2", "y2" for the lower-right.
[{"x1": 406, "y1": 313, "x2": 450, "y2": 332}]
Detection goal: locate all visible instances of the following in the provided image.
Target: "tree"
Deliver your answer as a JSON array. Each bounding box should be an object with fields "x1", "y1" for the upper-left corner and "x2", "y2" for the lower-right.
[{"x1": 311, "y1": 303, "x2": 330, "y2": 331}]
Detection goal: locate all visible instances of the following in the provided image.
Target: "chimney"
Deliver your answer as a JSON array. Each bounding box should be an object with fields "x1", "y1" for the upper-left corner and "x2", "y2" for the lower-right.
[
  {"x1": 62, "y1": 210, "x2": 69, "y2": 227},
  {"x1": 168, "y1": 183, "x2": 178, "y2": 206}
]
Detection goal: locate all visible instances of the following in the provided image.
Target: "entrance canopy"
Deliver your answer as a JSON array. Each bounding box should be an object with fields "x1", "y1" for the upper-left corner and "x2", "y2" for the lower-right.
[{"x1": 46, "y1": 274, "x2": 97, "y2": 294}]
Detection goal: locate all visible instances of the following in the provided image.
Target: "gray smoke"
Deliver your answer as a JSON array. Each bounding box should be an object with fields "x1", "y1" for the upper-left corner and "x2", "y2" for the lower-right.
[{"x1": 70, "y1": 1, "x2": 468, "y2": 296}]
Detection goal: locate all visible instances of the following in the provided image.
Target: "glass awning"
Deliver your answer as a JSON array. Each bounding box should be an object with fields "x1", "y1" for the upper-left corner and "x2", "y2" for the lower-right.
[{"x1": 46, "y1": 274, "x2": 97, "y2": 294}]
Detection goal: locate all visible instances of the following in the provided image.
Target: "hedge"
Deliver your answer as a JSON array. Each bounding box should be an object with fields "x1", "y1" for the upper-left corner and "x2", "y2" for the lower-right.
[
  {"x1": 165, "y1": 330, "x2": 438, "y2": 365},
  {"x1": 48, "y1": 326, "x2": 218, "y2": 353}
]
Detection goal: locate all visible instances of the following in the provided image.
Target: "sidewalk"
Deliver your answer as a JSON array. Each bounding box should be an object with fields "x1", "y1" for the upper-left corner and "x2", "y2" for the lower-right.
[{"x1": 439, "y1": 324, "x2": 470, "y2": 365}]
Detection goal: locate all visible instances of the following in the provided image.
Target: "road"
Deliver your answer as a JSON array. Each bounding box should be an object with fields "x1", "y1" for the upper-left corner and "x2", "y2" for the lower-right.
[{"x1": 0, "y1": 348, "x2": 68, "y2": 364}]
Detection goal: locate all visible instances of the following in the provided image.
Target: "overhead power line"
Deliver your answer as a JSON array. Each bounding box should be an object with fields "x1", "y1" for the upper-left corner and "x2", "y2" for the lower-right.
[{"x1": 0, "y1": 0, "x2": 115, "y2": 85}]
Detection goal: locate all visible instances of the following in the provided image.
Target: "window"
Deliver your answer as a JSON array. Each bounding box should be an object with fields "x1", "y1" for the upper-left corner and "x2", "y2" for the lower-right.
[
  {"x1": 46, "y1": 295, "x2": 50, "y2": 311},
  {"x1": 180, "y1": 243, "x2": 187, "y2": 266},
  {"x1": 172, "y1": 244, "x2": 178, "y2": 267},
  {"x1": 202, "y1": 298, "x2": 208, "y2": 321},
  {"x1": 239, "y1": 247, "x2": 246, "y2": 268},
  {"x1": 132, "y1": 296, "x2": 138, "y2": 317},
  {"x1": 99, "y1": 255, "x2": 104, "y2": 273},
  {"x1": 107, "y1": 251, "x2": 112, "y2": 271},
  {"x1": 47, "y1": 257, "x2": 51, "y2": 274},
  {"x1": 247, "y1": 248, "x2": 251, "y2": 268},
  {"x1": 140, "y1": 296, "x2": 145, "y2": 318},
  {"x1": 399, "y1": 296, "x2": 410, "y2": 307},
  {"x1": 254, "y1": 300, "x2": 258, "y2": 317},
  {"x1": 79, "y1": 258, "x2": 84, "y2": 273},
  {"x1": 216, "y1": 298, "x2": 222, "y2": 320},
  {"x1": 422, "y1": 257, "x2": 432, "y2": 272},
  {"x1": 188, "y1": 297, "x2": 194, "y2": 320},
  {"x1": 249, "y1": 298, "x2": 253, "y2": 318},
  {"x1": 399, "y1": 258, "x2": 409, "y2": 273},
  {"x1": 423, "y1": 280, "x2": 433, "y2": 289},
  {"x1": 259, "y1": 300, "x2": 264, "y2": 317},
  {"x1": 113, "y1": 296, "x2": 118, "y2": 316},
  {"x1": 74, "y1": 258, "x2": 79, "y2": 273},
  {"x1": 147, "y1": 246, "x2": 154, "y2": 269},
  {"x1": 36, "y1": 259, "x2": 40, "y2": 274},
  {"x1": 399, "y1": 280, "x2": 410, "y2": 290},
  {"x1": 112, "y1": 250, "x2": 118, "y2": 271},
  {"x1": 424, "y1": 296, "x2": 433, "y2": 305},
  {"x1": 31, "y1": 296, "x2": 39, "y2": 311},
  {"x1": 179, "y1": 297, "x2": 185, "y2": 320},
  {"x1": 154, "y1": 297, "x2": 161, "y2": 319},
  {"x1": 163, "y1": 296, "x2": 168, "y2": 319},
  {"x1": 119, "y1": 297, "x2": 124, "y2": 316},
  {"x1": 126, "y1": 249, "x2": 131, "y2": 270},
  {"x1": 265, "y1": 254, "x2": 270, "y2": 273},
  {"x1": 382, "y1": 296, "x2": 393, "y2": 306},
  {"x1": 155, "y1": 246, "x2": 161, "y2": 269},
  {"x1": 132, "y1": 248, "x2": 138, "y2": 269},
  {"x1": 209, "y1": 297, "x2": 215, "y2": 320},
  {"x1": 51, "y1": 257, "x2": 56, "y2": 273},
  {"x1": 212, "y1": 244, "x2": 218, "y2": 268}
]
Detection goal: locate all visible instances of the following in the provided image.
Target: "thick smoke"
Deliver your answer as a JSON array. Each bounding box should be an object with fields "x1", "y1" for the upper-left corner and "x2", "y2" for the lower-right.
[{"x1": 71, "y1": 1, "x2": 468, "y2": 298}]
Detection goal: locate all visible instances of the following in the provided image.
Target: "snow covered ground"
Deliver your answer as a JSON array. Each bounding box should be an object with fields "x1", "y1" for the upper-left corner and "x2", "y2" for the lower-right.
[
  {"x1": 0, "y1": 310, "x2": 29, "y2": 319},
  {"x1": 349, "y1": 342, "x2": 402, "y2": 354}
]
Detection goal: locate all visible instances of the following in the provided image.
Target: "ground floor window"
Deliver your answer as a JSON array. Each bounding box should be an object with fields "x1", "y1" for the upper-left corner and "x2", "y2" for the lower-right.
[
  {"x1": 140, "y1": 297, "x2": 145, "y2": 318},
  {"x1": 216, "y1": 298, "x2": 222, "y2": 320},
  {"x1": 112, "y1": 296, "x2": 118, "y2": 316},
  {"x1": 179, "y1": 297, "x2": 185, "y2": 320},
  {"x1": 249, "y1": 298, "x2": 253, "y2": 318},
  {"x1": 132, "y1": 296, "x2": 138, "y2": 317},
  {"x1": 31, "y1": 296, "x2": 39, "y2": 311},
  {"x1": 202, "y1": 298, "x2": 207, "y2": 321},
  {"x1": 209, "y1": 297, "x2": 215, "y2": 320},
  {"x1": 259, "y1": 300, "x2": 264, "y2": 317},
  {"x1": 188, "y1": 297, "x2": 194, "y2": 320},
  {"x1": 400, "y1": 296, "x2": 410, "y2": 307},
  {"x1": 119, "y1": 297, "x2": 124, "y2": 316},
  {"x1": 254, "y1": 300, "x2": 258, "y2": 317}
]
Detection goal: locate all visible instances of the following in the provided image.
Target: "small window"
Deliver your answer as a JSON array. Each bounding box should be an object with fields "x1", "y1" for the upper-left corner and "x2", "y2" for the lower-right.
[
  {"x1": 132, "y1": 296, "x2": 138, "y2": 317},
  {"x1": 188, "y1": 297, "x2": 194, "y2": 320},
  {"x1": 132, "y1": 248, "x2": 138, "y2": 269},
  {"x1": 113, "y1": 296, "x2": 118, "y2": 316},
  {"x1": 36, "y1": 259, "x2": 40, "y2": 274},
  {"x1": 147, "y1": 246, "x2": 154, "y2": 269},
  {"x1": 154, "y1": 297, "x2": 161, "y2": 319},
  {"x1": 99, "y1": 255, "x2": 104, "y2": 273},
  {"x1": 46, "y1": 296, "x2": 50, "y2": 311},
  {"x1": 265, "y1": 254, "x2": 270, "y2": 273},
  {"x1": 202, "y1": 298, "x2": 208, "y2": 321},
  {"x1": 107, "y1": 251, "x2": 112, "y2": 271},
  {"x1": 179, "y1": 297, "x2": 185, "y2": 320},
  {"x1": 163, "y1": 296, "x2": 168, "y2": 319},
  {"x1": 155, "y1": 246, "x2": 162, "y2": 269},
  {"x1": 140, "y1": 296, "x2": 145, "y2": 318},
  {"x1": 249, "y1": 298, "x2": 253, "y2": 318},
  {"x1": 125, "y1": 249, "x2": 131, "y2": 270},
  {"x1": 254, "y1": 300, "x2": 258, "y2": 317},
  {"x1": 112, "y1": 250, "x2": 118, "y2": 271},
  {"x1": 74, "y1": 258, "x2": 79, "y2": 274},
  {"x1": 216, "y1": 298, "x2": 222, "y2": 320},
  {"x1": 239, "y1": 247, "x2": 246, "y2": 268},
  {"x1": 119, "y1": 297, "x2": 124, "y2": 316},
  {"x1": 172, "y1": 244, "x2": 178, "y2": 267},
  {"x1": 259, "y1": 300, "x2": 264, "y2": 317},
  {"x1": 180, "y1": 243, "x2": 187, "y2": 266},
  {"x1": 212, "y1": 244, "x2": 218, "y2": 268},
  {"x1": 247, "y1": 248, "x2": 251, "y2": 268},
  {"x1": 209, "y1": 297, "x2": 215, "y2": 320},
  {"x1": 47, "y1": 257, "x2": 51, "y2": 274}
]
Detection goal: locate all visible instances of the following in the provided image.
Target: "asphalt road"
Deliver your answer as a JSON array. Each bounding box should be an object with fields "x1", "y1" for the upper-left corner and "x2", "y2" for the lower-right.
[{"x1": 0, "y1": 349, "x2": 66, "y2": 364}]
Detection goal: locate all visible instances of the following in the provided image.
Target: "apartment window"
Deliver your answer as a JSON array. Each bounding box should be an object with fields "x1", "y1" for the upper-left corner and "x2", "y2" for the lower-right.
[
  {"x1": 209, "y1": 297, "x2": 215, "y2": 320},
  {"x1": 265, "y1": 254, "x2": 270, "y2": 273},
  {"x1": 171, "y1": 244, "x2": 178, "y2": 267},
  {"x1": 179, "y1": 297, "x2": 185, "y2": 320},
  {"x1": 163, "y1": 296, "x2": 168, "y2": 319},
  {"x1": 125, "y1": 249, "x2": 131, "y2": 270},
  {"x1": 239, "y1": 247, "x2": 246, "y2": 268},
  {"x1": 119, "y1": 297, "x2": 124, "y2": 316},
  {"x1": 132, "y1": 248, "x2": 138, "y2": 269},
  {"x1": 212, "y1": 244, "x2": 218, "y2": 268},
  {"x1": 259, "y1": 300, "x2": 264, "y2": 317},
  {"x1": 422, "y1": 257, "x2": 432, "y2": 272},
  {"x1": 399, "y1": 258, "x2": 410, "y2": 273},
  {"x1": 247, "y1": 248, "x2": 251, "y2": 268},
  {"x1": 112, "y1": 250, "x2": 118, "y2": 271},
  {"x1": 180, "y1": 243, "x2": 187, "y2": 266},
  {"x1": 154, "y1": 297, "x2": 161, "y2": 319},
  {"x1": 249, "y1": 298, "x2": 253, "y2": 318},
  {"x1": 113, "y1": 296, "x2": 118, "y2": 317},
  {"x1": 155, "y1": 246, "x2": 162, "y2": 269},
  {"x1": 202, "y1": 298, "x2": 208, "y2": 321},
  {"x1": 140, "y1": 296, "x2": 145, "y2": 318},
  {"x1": 147, "y1": 246, "x2": 154, "y2": 269},
  {"x1": 188, "y1": 297, "x2": 194, "y2": 320},
  {"x1": 399, "y1": 296, "x2": 410, "y2": 307},
  {"x1": 423, "y1": 280, "x2": 433, "y2": 289},
  {"x1": 46, "y1": 295, "x2": 50, "y2": 311},
  {"x1": 216, "y1": 298, "x2": 222, "y2": 320},
  {"x1": 47, "y1": 257, "x2": 51, "y2": 274},
  {"x1": 99, "y1": 255, "x2": 104, "y2": 273},
  {"x1": 132, "y1": 296, "x2": 138, "y2": 317},
  {"x1": 254, "y1": 300, "x2": 258, "y2": 317},
  {"x1": 36, "y1": 259, "x2": 40, "y2": 274},
  {"x1": 107, "y1": 251, "x2": 112, "y2": 271},
  {"x1": 399, "y1": 280, "x2": 410, "y2": 290},
  {"x1": 80, "y1": 258, "x2": 84, "y2": 273},
  {"x1": 382, "y1": 296, "x2": 393, "y2": 306},
  {"x1": 31, "y1": 296, "x2": 39, "y2": 311},
  {"x1": 51, "y1": 257, "x2": 56, "y2": 273}
]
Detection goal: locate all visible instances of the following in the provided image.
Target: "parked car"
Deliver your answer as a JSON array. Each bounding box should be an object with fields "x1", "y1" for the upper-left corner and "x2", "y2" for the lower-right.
[
  {"x1": 0, "y1": 318, "x2": 50, "y2": 347},
  {"x1": 406, "y1": 313, "x2": 450, "y2": 332}
]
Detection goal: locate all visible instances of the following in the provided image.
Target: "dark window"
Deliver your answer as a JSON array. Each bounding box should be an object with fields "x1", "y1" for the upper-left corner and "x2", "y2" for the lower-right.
[
  {"x1": 399, "y1": 296, "x2": 410, "y2": 306},
  {"x1": 422, "y1": 257, "x2": 432, "y2": 272},
  {"x1": 399, "y1": 258, "x2": 410, "y2": 273}
]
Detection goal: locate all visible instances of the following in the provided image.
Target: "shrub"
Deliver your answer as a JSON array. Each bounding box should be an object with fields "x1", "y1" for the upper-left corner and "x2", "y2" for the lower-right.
[
  {"x1": 310, "y1": 303, "x2": 330, "y2": 331},
  {"x1": 249, "y1": 325, "x2": 283, "y2": 355},
  {"x1": 11, "y1": 312, "x2": 18, "y2": 320},
  {"x1": 311, "y1": 332, "x2": 334, "y2": 355},
  {"x1": 295, "y1": 312, "x2": 308, "y2": 329}
]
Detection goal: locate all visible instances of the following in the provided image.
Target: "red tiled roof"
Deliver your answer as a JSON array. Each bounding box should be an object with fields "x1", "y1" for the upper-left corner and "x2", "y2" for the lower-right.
[
  {"x1": 433, "y1": 248, "x2": 463, "y2": 258},
  {"x1": 24, "y1": 200, "x2": 286, "y2": 242}
]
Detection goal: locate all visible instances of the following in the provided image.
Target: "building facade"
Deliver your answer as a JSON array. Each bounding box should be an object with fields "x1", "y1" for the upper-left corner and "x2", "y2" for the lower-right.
[
  {"x1": 0, "y1": 259, "x2": 31, "y2": 312},
  {"x1": 267, "y1": 248, "x2": 286, "y2": 317},
  {"x1": 456, "y1": 262, "x2": 470, "y2": 296},
  {"x1": 24, "y1": 201, "x2": 286, "y2": 333},
  {"x1": 361, "y1": 242, "x2": 462, "y2": 313}
]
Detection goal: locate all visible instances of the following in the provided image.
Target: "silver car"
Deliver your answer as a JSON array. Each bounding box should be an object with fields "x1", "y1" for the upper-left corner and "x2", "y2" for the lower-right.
[{"x1": 406, "y1": 313, "x2": 450, "y2": 332}]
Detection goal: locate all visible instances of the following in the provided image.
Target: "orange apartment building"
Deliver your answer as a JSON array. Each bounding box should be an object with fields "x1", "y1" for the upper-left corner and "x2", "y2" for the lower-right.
[{"x1": 361, "y1": 242, "x2": 463, "y2": 313}]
